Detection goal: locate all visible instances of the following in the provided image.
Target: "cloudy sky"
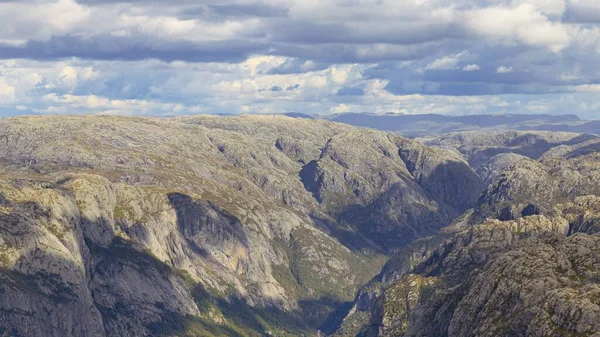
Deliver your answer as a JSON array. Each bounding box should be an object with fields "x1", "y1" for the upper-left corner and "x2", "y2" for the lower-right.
[{"x1": 1, "y1": 0, "x2": 600, "y2": 118}]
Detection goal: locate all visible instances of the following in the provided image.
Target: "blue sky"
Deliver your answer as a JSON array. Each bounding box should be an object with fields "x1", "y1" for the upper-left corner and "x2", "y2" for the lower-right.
[{"x1": 1, "y1": 0, "x2": 600, "y2": 118}]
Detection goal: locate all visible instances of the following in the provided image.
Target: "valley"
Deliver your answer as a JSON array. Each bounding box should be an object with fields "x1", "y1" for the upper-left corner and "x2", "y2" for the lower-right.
[{"x1": 0, "y1": 114, "x2": 599, "y2": 336}]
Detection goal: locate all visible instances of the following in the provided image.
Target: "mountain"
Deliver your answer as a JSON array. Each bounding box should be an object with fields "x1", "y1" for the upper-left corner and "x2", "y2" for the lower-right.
[
  {"x1": 0, "y1": 115, "x2": 483, "y2": 336},
  {"x1": 2, "y1": 114, "x2": 600, "y2": 337},
  {"x1": 333, "y1": 128, "x2": 600, "y2": 337},
  {"x1": 325, "y1": 113, "x2": 598, "y2": 137},
  {"x1": 421, "y1": 130, "x2": 598, "y2": 184}
]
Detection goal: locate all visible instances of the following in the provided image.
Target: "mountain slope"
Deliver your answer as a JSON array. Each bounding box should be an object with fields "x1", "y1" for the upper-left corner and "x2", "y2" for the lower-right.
[
  {"x1": 334, "y1": 131, "x2": 600, "y2": 337},
  {"x1": 0, "y1": 115, "x2": 483, "y2": 336}
]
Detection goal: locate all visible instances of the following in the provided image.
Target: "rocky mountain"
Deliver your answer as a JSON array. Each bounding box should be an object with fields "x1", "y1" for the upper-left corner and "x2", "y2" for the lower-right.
[
  {"x1": 0, "y1": 115, "x2": 484, "y2": 336},
  {"x1": 333, "y1": 128, "x2": 600, "y2": 337},
  {"x1": 2, "y1": 114, "x2": 600, "y2": 337},
  {"x1": 422, "y1": 130, "x2": 598, "y2": 184}
]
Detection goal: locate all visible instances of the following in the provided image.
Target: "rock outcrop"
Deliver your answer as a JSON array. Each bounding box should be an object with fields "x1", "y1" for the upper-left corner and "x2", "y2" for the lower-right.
[{"x1": 334, "y1": 142, "x2": 600, "y2": 337}]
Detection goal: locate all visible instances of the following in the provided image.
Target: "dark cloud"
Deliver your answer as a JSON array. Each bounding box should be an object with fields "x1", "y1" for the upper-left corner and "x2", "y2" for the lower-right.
[
  {"x1": 274, "y1": 42, "x2": 438, "y2": 63},
  {"x1": 286, "y1": 84, "x2": 300, "y2": 91},
  {"x1": 208, "y1": 4, "x2": 288, "y2": 18},
  {"x1": 268, "y1": 20, "x2": 455, "y2": 45},
  {"x1": 267, "y1": 58, "x2": 329, "y2": 74},
  {"x1": 563, "y1": 2, "x2": 600, "y2": 23},
  {"x1": 0, "y1": 35, "x2": 270, "y2": 63},
  {"x1": 337, "y1": 86, "x2": 364, "y2": 96},
  {"x1": 74, "y1": 0, "x2": 196, "y2": 4},
  {"x1": 270, "y1": 86, "x2": 282, "y2": 92}
]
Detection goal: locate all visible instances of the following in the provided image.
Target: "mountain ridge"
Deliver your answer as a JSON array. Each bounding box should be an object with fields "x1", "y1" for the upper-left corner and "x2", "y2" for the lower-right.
[
  {"x1": 0, "y1": 114, "x2": 485, "y2": 336},
  {"x1": 1, "y1": 114, "x2": 600, "y2": 337}
]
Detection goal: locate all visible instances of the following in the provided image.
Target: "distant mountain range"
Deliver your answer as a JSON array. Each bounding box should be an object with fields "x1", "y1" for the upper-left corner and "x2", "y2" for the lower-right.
[{"x1": 283, "y1": 112, "x2": 600, "y2": 137}]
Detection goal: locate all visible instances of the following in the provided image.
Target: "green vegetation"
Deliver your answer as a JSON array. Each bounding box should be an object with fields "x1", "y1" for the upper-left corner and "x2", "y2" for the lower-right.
[
  {"x1": 0, "y1": 254, "x2": 8, "y2": 267},
  {"x1": 76, "y1": 199, "x2": 87, "y2": 213},
  {"x1": 45, "y1": 223, "x2": 67, "y2": 241},
  {"x1": 113, "y1": 203, "x2": 148, "y2": 224}
]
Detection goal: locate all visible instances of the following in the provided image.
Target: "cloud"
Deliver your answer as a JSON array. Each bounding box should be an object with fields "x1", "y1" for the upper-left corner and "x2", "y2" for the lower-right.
[
  {"x1": 1, "y1": 0, "x2": 600, "y2": 117},
  {"x1": 330, "y1": 103, "x2": 351, "y2": 113},
  {"x1": 462, "y1": 64, "x2": 480, "y2": 71},
  {"x1": 564, "y1": 0, "x2": 600, "y2": 23},
  {"x1": 496, "y1": 66, "x2": 514, "y2": 73},
  {"x1": 337, "y1": 86, "x2": 365, "y2": 96},
  {"x1": 0, "y1": 82, "x2": 15, "y2": 99},
  {"x1": 40, "y1": 92, "x2": 197, "y2": 115},
  {"x1": 460, "y1": 4, "x2": 570, "y2": 52},
  {"x1": 425, "y1": 51, "x2": 472, "y2": 70},
  {"x1": 568, "y1": 84, "x2": 600, "y2": 93},
  {"x1": 208, "y1": 4, "x2": 289, "y2": 18},
  {"x1": 0, "y1": 35, "x2": 270, "y2": 62}
]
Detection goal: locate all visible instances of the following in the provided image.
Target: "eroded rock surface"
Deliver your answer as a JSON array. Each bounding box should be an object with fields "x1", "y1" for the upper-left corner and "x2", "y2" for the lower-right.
[{"x1": 0, "y1": 115, "x2": 484, "y2": 336}]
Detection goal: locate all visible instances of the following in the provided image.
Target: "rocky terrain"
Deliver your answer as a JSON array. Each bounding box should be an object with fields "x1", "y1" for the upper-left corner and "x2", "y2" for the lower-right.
[
  {"x1": 1, "y1": 114, "x2": 599, "y2": 337},
  {"x1": 0, "y1": 115, "x2": 484, "y2": 336},
  {"x1": 333, "y1": 128, "x2": 600, "y2": 337}
]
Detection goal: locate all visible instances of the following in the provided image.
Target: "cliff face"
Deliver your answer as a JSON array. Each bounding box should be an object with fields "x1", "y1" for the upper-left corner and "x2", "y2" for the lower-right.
[
  {"x1": 364, "y1": 216, "x2": 600, "y2": 337},
  {"x1": 335, "y1": 132, "x2": 600, "y2": 337},
  {"x1": 0, "y1": 115, "x2": 484, "y2": 336}
]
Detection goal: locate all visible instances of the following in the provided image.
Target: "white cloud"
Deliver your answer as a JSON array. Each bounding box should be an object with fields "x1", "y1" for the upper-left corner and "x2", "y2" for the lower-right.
[
  {"x1": 0, "y1": 83, "x2": 15, "y2": 100},
  {"x1": 241, "y1": 56, "x2": 290, "y2": 76},
  {"x1": 462, "y1": 64, "x2": 480, "y2": 71},
  {"x1": 117, "y1": 14, "x2": 264, "y2": 42},
  {"x1": 461, "y1": 4, "x2": 570, "y2": 52},
  {"x1": 0, "y1": 0, "x2": 90, "y2": 40},
  {"x1": 568, "y1": 84, "x2": 600, "y2": 93},
  {"x1": 511, "y1": 0, "x2": 566, "y2": 17},
  {"x1": 496, "y1": 66, "x2": 514, "y2": 73},
  {"x1": 425, "y1": 51, "x2": 471, "y2": 70},
  {"x1": 213, "y1": 62, "x2": 368, "y2": 103},
  {"x1": 330, "y1": 104, "x2": 351, "y2": 113},
  {"x1": 41, "y1": 93, "x2": 201, "y2": 115},
  {"x1": 58, "y1": 66, "x2": 99, "y2": 88}
]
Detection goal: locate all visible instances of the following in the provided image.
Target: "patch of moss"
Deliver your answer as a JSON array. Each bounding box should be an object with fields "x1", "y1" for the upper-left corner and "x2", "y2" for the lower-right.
[
  {"x1": 45, "y1": 223, "x2": 67, "y2": 241},
  {"x1": 147, "y1": 312, "x2": 248, "y2": 337},
  {"x1": 76, "y1": 199, "x2": 87, "y2": 213},
  {"x1": 271, "y1": 263, "x2": 306, "y2": 298},
  {"x1": 0, "y1": 254, "x2": 8, "y2": 267},
  {"x1": 113, "y1": 203, "x2": 147, "y2": 224}
]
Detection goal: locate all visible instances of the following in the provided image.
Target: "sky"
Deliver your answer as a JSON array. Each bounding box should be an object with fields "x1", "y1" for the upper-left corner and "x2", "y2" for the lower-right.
[{"x1": 1, "y1": 0, "x2": 600, "y2": 118}]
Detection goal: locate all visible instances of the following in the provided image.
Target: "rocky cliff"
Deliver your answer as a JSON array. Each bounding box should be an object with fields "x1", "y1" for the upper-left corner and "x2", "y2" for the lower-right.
[
  {"x1": 0, "y1": 115, "x2": 484, "y2": 336},
  {"x1": 335, "y1": 130, "x2": 600, "y2": 337}
]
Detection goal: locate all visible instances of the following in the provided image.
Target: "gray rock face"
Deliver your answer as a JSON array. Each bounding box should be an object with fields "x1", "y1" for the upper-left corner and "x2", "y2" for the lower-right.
[
  {"x1": 348, "y1": 208, "x2": 600, "y2": 337},
  {"x1": 335, "y1": 140, "x2": 600, "y2": 336},
  {"x1": 423, "y1": 130, "x2": 597, "y2": 183},
  {"x1": 4, "y1": 114, "x2": 600, "y2": 337},
  {"x1": 475, "y1": 152, "x2": 530, "y2": 185},
  {"x1": 0, "y1": 115, "x2": 484, "y2": 336},
  {"x1": 473, "y1": 152, "x2": 600, "y2": 223}
]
